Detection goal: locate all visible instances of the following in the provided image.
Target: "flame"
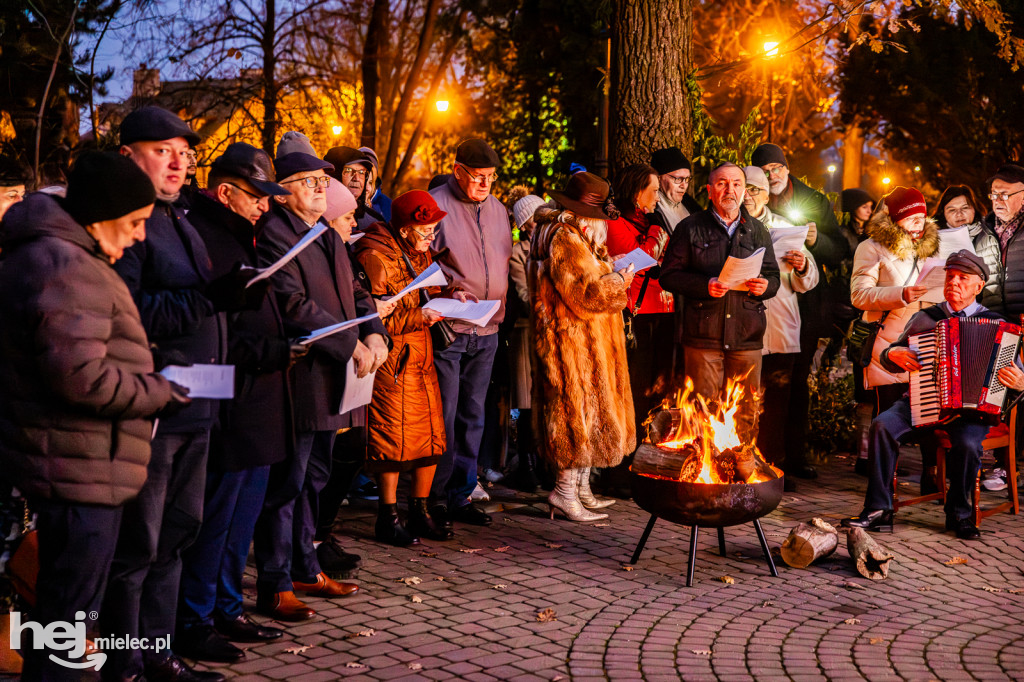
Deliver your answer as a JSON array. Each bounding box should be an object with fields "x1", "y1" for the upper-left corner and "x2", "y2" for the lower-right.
[{"x1": 655, "y1": 377, "x2": 774, "y2": 484}]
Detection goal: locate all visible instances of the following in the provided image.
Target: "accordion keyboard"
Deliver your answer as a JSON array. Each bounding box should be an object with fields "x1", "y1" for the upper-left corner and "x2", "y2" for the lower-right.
[{"x1": 909, "y1": 333, "x2": 940, "y2": 427}]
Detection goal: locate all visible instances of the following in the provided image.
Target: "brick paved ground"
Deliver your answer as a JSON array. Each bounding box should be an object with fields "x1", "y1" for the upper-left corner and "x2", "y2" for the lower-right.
[{"x1": 193, "y1": 449, "x2": 1024, "y2": 681}]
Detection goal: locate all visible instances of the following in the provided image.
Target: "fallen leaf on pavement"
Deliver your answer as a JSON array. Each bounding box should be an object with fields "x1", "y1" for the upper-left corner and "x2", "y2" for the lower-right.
[
  {"x1": 346, "y1": 629, "x2": 376, "y2": 639},
  {"x1": 408, "y1": 558, "x2": 421, "y2": 562},
  {"x1": 1009, "y1": 588, "x2": 1024, "y2": 594},
  {"x1": 760, "y1": 600, "x2": 774, "y2": 607},
  {"x1": 494, "y1": 546, "x2": 511, "y2": 552},
  {"x1": 719, "y1": 576, "x2": 735, "y2": 584},
  {"x1": 544, "y1": 542, "x2": 563, "y2": 549},
  {"x1": 918, "y1": 586, "x2": 931, "y2": 592},
  {"x1": 843, "y1": 582, "x2": 865, "y2": 590},
  {"x1": 691, "y1": 649, "x2": 712, "y2": 656},
  {"x1": 492, "y1": 584, "x2": 507, "y2": 589},
  {"x1": 550, "y1": 676, "x2": 565, "y2": 681},
  {"x1": 410, "y1": 595, "x2": 423, "y2": 603},
  {"x1": 420, "y1": 551, "x2": 437, "y2": 558},
  {"x1": 621, "y1": 565, "x2": 635, "y2": 571},
  {"x1": 408, "y1": 663, "x2": 423, "y2": 671},
  {"x1": 944, "y1": 556, "x2": 969, "y2": 565},
  {"x1": 460, "y1": 548, "x2": 483, "y2": 554},
  {"x1": 983, "y1": 586, "x2": 1002, "y2": 593},
  {"x1": 345, "y1": 662, "x2": 367, "y2": 668},
  {"x1": 435, "y1": 576, "x2": 446, "y2": 581},
  {"x1": 536, "y1": 608, "x2": 557, "y2": 622},
  {"x1": 284, "y1": 644, "x2": 313, "y2": 655},
  {"x1": 594, "y1": 523, "x2": 609, "y2": 527},
  {"x1": 869, "y1": 638, "x2": 886, "y2": 645},
  {"x1": 397, "y1": 576, "x2": 422, "y2": 585},
  {"x1": 843, "y1": 618, "x2": 861, "y2": 625}
]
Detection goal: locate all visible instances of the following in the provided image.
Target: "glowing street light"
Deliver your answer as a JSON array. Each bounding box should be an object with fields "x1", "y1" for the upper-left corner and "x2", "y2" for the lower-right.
[
  {"x1": 435, "y1": 100, "x2": 449, "y2": 113},
  {"x1": 763, "y1": 41, "x2": 780, "y2": 58},
  {"x1": 882, "y1": 176, "x2": 892, "y2": 186},
  {"x1": 331, "y1": 125, "x2": 342, "y2": 136},
  {"x1": 827, "y1": 164, "x2": 837, "y2": 173},
  {"x1": 914, "y1": 165, "x2": 921, "y2": 172}
]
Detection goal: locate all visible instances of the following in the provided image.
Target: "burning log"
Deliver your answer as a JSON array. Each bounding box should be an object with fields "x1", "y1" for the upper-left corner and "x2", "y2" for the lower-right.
[
  {"x1": 846, "y1": 528, "x2": 895, "y2": 580},
  {"x1": 780, "y1": 518, "x2": 838, "y2": 569}
]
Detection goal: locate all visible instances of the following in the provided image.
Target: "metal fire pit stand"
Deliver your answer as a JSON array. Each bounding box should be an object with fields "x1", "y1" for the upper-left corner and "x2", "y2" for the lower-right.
[{"x1": 629, "y1": 515, "x2": 778, "y2": 587}]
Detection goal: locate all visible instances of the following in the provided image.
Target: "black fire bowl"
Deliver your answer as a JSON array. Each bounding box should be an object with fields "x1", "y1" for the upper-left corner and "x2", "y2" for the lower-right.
[{"x1": 630, "y1": 470, "x2": 784, "y2": 528}]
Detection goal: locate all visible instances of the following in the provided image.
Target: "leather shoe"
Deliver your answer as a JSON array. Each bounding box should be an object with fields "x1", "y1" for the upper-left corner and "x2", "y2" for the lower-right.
[
  {"x1": 293, "y1": 572, "x2": 359, "y2": 597},
  {"x1": 255, "y1": 590, "x2": 315, "y2": 621},
  {"x1": 429, "y1": 504, "x2": 453, "y2": 531},
  {"x1": 787, "y1": 464, "x2": 818, "y2": 480},
  {"x1": 172, "y1": 625, "x2": 244, "y2": 663},
  {"x1": 840, "y1": 509, "x2": 894, "y2": 532},
  {"x1": 316, "y1": 540, "x2": 361, "y2": 579},
  {"x1": 955, "y1": 520, "x2": 981, "y2": 540},
  {"x1": 214, "y1": 613, "x2": 283, "y2": 643},
  {"x1": 144, "y1": 654, "x2": 225, "y2": 682},
  {"x1": 449, "y1": 502, "x2": 492, "y2": 526}
]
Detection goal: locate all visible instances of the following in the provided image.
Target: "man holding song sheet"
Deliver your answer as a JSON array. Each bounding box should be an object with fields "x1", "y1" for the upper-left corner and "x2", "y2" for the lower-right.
[{"x1": 660, "y1": 162, "x2": 780, "y2": 444}]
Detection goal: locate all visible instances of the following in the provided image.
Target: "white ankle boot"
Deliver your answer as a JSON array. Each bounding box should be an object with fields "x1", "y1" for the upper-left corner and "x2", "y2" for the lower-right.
[
  {"x1": 577, "y1": 467, "x2": 616, "y2": 509},
  {"x1": 548, "y1": 469, "x2": 608, "y2": 522}
]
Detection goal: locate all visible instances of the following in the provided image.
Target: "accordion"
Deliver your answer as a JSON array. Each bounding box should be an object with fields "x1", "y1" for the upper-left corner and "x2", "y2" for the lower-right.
[{"x1": 908, "y1": 317, "x2": 1022, "y2": 427}]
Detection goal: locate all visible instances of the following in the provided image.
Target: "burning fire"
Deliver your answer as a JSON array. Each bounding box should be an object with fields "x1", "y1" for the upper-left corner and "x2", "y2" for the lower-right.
[{"x1": 653, "y1": 377, "x2": 776, "y2": 485}]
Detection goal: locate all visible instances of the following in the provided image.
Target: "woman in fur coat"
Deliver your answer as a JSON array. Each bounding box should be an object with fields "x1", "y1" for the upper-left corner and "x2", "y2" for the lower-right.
[
  {"x1": 851, "y1": 186, "x2": 939, "y2": 412},
  {"x1": 527, "y1": 172, "x2": 636, "y2": 522}
]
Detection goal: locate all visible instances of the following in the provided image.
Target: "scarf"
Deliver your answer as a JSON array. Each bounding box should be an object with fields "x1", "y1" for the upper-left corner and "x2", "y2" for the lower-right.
[{"x1": 995, "y1": 207, "x2": 1024, "y2": 253}]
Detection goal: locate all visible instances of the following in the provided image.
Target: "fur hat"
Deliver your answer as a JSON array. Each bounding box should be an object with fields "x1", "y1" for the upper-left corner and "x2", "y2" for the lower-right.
[{"x1": 884, "y1": 186, "x2": 927, "y2": 223}]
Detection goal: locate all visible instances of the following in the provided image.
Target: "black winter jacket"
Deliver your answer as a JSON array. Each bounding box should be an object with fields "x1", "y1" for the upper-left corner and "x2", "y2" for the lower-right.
[
  {"x1": 189, "y1": 193, "x2": 293, "y2": 471},
  {"x1": 660, "y1": 207, "x2": 781, "y2": 351},
  {"x1": 256, "y1": 204, "x2": 389, "y2": 432},
  {"x1": 0, "y1": 194, "x2": 172, "y2": 505},
  {"x1": 114, "y1": 199, "x2": 226, "y2": 432},
  {"x1": 978, "y1": 214, "x2": 1024, "y2": 319}
]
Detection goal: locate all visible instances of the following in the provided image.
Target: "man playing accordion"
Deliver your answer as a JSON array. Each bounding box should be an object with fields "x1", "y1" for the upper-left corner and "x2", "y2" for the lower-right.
[{"x1": 843, "y1": 250, "x2": 1024, "y2": 540}]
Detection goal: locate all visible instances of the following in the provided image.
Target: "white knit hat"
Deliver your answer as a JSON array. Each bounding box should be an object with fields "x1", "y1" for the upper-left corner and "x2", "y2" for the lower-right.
[{"x1": 513, "y1": 194, "x2": 545, "y2": 228}]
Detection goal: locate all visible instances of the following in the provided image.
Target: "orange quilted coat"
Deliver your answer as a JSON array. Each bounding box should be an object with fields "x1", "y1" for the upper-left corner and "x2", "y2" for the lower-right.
[{"x1": 353, "y1": 223, "x2": 446, "y2": 472}]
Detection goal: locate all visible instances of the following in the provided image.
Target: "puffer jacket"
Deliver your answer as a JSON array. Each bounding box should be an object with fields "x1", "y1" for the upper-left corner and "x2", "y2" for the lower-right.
[
  {"x1": 660, "y1": 207, "x2": 781, "y2": 351},
  {"x1": 850, "y1": 211, "x2": 940, "y2": 388},
  {"x1": 976, "y1": 214, "x2": 1024, "y2": 317},
  {"x1": 966, "y1": 220, "x2": 1001, "y2": 305},
  {"x1": 0, "y1": 194, "x2": 172, "y2": 505},
  {"x1": 353, "y1": 223, "x2": 445, "y2": 469}
]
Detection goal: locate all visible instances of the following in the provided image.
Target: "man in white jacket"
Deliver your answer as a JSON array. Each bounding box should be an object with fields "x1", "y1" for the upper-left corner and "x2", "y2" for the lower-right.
[{"x1": 743, "y1": 166, "x2": 819, "y2": 490}]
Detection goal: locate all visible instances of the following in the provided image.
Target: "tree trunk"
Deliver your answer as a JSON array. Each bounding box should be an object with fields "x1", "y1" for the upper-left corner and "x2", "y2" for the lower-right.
[
  {"x1": 609, "y1": 0, "x2": 693, "y2": 175},
  {"x1": 360, "y1": 0, "x2": 389, "y2": 150},
  {"x1": 846, "y1": 527, "x2": 895, "y2": 580},
  {"x1": 842, "y1": 122, "x2": 865, "y2": 190},
  {"x1": 780, "y1": 518, "x2": 838, "y2": 568},
  {"x1": 260, "y1": 0, "x2": 278, "y2": 155}
]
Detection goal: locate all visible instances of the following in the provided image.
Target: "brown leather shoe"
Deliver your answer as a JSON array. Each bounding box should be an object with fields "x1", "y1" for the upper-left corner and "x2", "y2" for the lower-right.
[
  {"x1": 255, "y1": 590, "x2": 316, "y2": 621},
  {"x1": 292, "y1": 572, "x2": 359, "y2": 597}
]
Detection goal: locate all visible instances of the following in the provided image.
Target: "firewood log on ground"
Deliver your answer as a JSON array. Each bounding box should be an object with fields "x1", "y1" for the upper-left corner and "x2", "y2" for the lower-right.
[
  {"x1": 781, "y1": 518, "x2": 839, "y2": 568},
  {"x1": 846, "y1": 527, "x2": 895, "y2": 580}
]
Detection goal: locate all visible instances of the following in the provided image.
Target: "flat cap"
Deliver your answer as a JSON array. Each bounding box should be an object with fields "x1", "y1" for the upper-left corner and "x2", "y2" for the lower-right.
[
  {"x1": 987, "y1": 163, "x2": 1024, "y2": 186},
  {"x1": 211, "y1": 143, "x2": 290, "y2": 196},
  {"x1": 120, "y1": 106, "x2": 200, "y2": 146},
  {"x1": 274, "y1": 152, "x2": 334, "y2": 181},
  {"x1": 944, "y1": 249, "x2": 990, "y2": 280},
  {"x1": 323, "y1": 146, "x2": 373, "y2": 180},
  {"x1": 455, "y1": 138, "x2": 500, "y2": 168}
]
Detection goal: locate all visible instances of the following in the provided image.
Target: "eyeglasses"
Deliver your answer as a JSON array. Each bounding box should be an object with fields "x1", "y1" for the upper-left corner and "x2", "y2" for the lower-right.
[
  {"x1": 341, "y1": 167, "x2": 368, "y2": 179},
  {"x1": 225, "y1": 182, "x2": 265, "y2": 201},
  {"x1": 410, "y1": 226, "x2": 437, "y2": 240},
  {"x1": 456, "y1": 164, "x2": 498, "y2": 185},
  {"x1": 746, "y1": 186, "x2": 764, "y2": 196},
  {"x1": 665, "y1": 174, "x2": 691, "y2": 186},
  {"x1": 764, "y1": 165, "x2": 787, "y2": 176},
  {"x1": 988, "y1": 189, "x2": 1024, "y2": 202},
  {"x1": 282, "y1": 175, "x2": 330, "y2": 189}
]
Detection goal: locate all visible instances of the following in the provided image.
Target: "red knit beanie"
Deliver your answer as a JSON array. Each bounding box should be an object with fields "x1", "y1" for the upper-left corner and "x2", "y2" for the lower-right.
[{"x1": 884, "y1": 186, "x2": 927, "y2": 222}]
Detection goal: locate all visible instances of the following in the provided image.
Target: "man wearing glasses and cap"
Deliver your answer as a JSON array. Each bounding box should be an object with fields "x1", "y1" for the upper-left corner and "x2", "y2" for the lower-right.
[
  {"x1": 175, "y1": 143, "x2": 304, "y2": 662},
  {"x1": 428, "y1": 138, "x2": 513, "y2": 528},
  {"x1": 977, "y1": 164, "x2": 1024, "y2": 317},
  {"x1": 251, "y1": 140, "x2": 389, "y2": 622}
]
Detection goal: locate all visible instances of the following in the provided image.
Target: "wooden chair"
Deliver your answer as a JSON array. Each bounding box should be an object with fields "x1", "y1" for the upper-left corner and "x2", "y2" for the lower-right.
[{"x1": 894, "y1": 406, "x2": 1019, "y2": 527}]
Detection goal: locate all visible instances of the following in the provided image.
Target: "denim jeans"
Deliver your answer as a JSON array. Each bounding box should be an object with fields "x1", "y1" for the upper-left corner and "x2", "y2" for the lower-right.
[{"x1": 431, "y1": 332, "x2": 499, "y2": 508}]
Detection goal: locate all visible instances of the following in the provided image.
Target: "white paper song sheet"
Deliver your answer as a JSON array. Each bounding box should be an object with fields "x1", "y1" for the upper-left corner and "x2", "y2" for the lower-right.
[
  {"x1": 246, "y1": 223, "x2": 329, "y2": 287},
  {"x1": 299, "y1": 312, "x2": 381, "y2": 346},
  {"x1": 338, "y1": 358, "x2": 376, "y2": 414},
  {"x1": 388, "y1": 262, "x2": 449, "y2": 305},
  {"x1": 769, "y1": 225, "x2": 809, "y2": 269},
  {"x1": 613, "y1": 248, "x2": 659, "y2": 273},
  {"x1": 422, "y1": 299, "x2": 501, "y2": 327},
  {"x1": 160, "y1": 364, "x2": 235, "y2": 399},
  {"x1": 718, "y1": 247, "x2": 766, "y2": 290},
  {"x1": 937, "y1": 225, "x2": 977, "y2": 261}
]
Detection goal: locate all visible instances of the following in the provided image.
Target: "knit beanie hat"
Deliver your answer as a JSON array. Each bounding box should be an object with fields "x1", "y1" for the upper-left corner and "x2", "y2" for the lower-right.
[
  {"x1": 276, "y1": 131, "x2": 318, "y2": 159},
  {"x1": 323, "y1": 180, "x2": 358, "y2": 222},
  {"x1": 841, "y1": 188, "x2": 875, "y2": 214},
  {"x1": 650, "y1": 147, "x2": 691, "y2": 175},
  {"x1": 64, "y1": 151, "x2": 156, "y2": 226},
  {"x1": 750, "y1": 143, "x2": 788, "y2": 168},
  {"x1": 513, "y1": 195, "x2": 545, "y2": 228},
  {"x1": 883, "y1": 186, "x2": 927, "y2": 222}
]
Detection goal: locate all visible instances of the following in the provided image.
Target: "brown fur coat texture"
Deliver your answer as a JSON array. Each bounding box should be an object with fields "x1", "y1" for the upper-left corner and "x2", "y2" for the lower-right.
[{"x1": 527, "y1": 208, "x2": 636, "y2": 470}]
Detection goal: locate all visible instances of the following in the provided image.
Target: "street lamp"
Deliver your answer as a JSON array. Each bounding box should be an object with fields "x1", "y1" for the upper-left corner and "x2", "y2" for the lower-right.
[
  {"x1": 827, "y1": 164, "x2": 837, "y2": 173},
  {"x1": 882, "y1": 176, "x2": 892, "y2": 187},
  {"x1": 332, "y1": 125, "x2": 342, "y2": 136},
  {"x1": 763, "y1": 42, "x2": 780, "y2": 141},
  {"x1": 435, "y1": 100, "x2": 449, "y2": 113}
]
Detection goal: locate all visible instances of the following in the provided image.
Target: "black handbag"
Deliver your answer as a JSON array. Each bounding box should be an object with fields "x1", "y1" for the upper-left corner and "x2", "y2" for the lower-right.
[{"x1": 846, "y1": 313, "x2": 888, "y2": 368}]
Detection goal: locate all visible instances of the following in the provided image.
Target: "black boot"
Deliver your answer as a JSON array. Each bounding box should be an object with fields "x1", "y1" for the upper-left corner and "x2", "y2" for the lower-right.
[
  {"x1": 375, "y1": 503, "x2": 419, "y2": 547},
  {"x1": 513, "y1": 452, "x2": 542, "y2": 493},
  {"x1": 407, "y1": 497, "x2": 455, "y2": 541}
]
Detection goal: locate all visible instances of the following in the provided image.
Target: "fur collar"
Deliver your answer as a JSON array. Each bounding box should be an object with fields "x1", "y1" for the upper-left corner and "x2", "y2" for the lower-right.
[
  {"x1": 865, "y1": 210, "x2": 940, "y2": 260},
  {"x1": 531, "y1": 206, "x2": 609, "y2": 261}
]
